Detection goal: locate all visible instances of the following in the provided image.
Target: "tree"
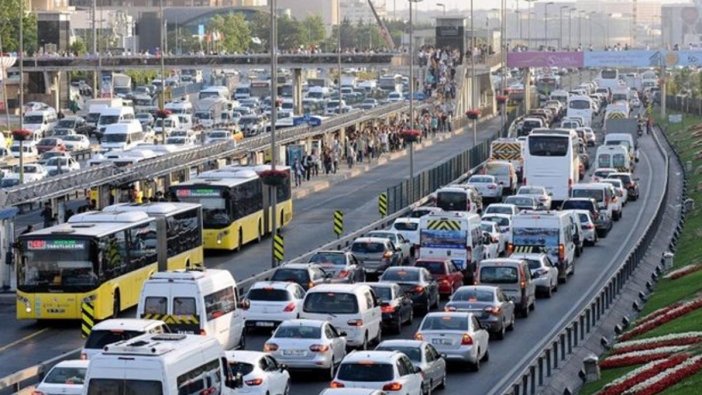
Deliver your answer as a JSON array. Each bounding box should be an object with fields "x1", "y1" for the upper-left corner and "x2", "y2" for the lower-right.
[
  {"x1": 0, "y1": 0, "x2": 37, "y2": 54},
  {"x1": 277, "y1": 15, "x2": 305, "y2": 51},
  {"x1": 301, "y1": 15, "x2": 326, "y2": 46},
  {"x1": 167, "y1": 29, "x2": 201, "y2": 54},
  {"x1": 69, "y1": 38, "x2": 87, "y2": 55},
  {"x1": 207, "y1": 13, "x2": 251, "y2": 53}
]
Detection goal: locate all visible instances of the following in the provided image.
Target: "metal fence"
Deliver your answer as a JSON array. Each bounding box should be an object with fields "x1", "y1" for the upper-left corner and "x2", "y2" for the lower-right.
[
  {"x1": 494, "y1": 125, "x2": 672, "y2": 395},
  {"x1": 385, "y1": 136, "x2": 495, "y2": 214}
]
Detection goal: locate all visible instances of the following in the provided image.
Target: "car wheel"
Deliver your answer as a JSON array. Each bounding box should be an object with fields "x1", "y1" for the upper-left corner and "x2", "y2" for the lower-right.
[
  {"x1": 238, "y1": 331, "x2": 246, "y2": 350},
  {"x1": 482, "y1": 348, "x2": 490, "y2": 362},
  {"x1": 545, "y1": 284, "x2": 553, "y2": 298},
  {"x1": 507, "y1": 312, "x2": 516, "y2": 331},
  {"x1": 495, "y1": 320, "x2": 506, "y2": 340},
  {"x1": 433, "y1": 292, "x2": 440, "y2": 308},
  {"x1": 327, "y1": 358, "x2": 336, "y2": 380},
  {"x1": 438, "y1": 374, "x2": 447, "y2": 389},
  {"x1": 424, "y1": 381, "x2": 433, "y2": 395},
  {"x1": 375, "y1": 326, "x2": 382, "y2": 345},
  {"x1": 395, "y1": 316, "x2": 403, "y2": 334},
  {"x1": 520, "y1": 304, "x2": 529, "y2": 318},
  {"x1": 470, "y1": 354, "x2": 481, "y2": 372},
  {"x1": 553, "y1": 278, "x2": 559, "y2": 293},
  {"x1": 360, "y1": 333, "x2": 369, "y2": 350},
  {"x1": 284, "y1": 384, "x2": 290, "y2": 395},
  {"x1": 407, "y1": 307, "x2": 414, "y2": 325}
]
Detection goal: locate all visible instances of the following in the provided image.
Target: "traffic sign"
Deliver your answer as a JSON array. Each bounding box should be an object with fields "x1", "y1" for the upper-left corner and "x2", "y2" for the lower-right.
[
  {"x1": 333, "y1": 210, "x2": 344, "y2": 237},
  {"x1": 81, "y1": 301, "x2": 95, "y2": 338},
  {"x1": 273, "y1": 233, "x2": 284, "y2": 262},
  {"x1": 379, "y1": 193, "x2": 388, "y2": 217}
]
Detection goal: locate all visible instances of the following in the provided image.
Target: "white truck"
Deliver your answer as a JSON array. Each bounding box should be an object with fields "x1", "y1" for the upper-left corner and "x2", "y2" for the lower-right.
[
  {"x1": 418, "y1": 211, "x2": 484, "y2": 284},
  {"x1": 112, "y1": 73, "x2": 132, "y2": 97}
]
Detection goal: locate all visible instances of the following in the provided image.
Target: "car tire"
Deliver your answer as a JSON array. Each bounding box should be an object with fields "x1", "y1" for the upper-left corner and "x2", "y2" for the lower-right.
[
  {"x1": 438, "y1": 374, "x2": 447, "y2": 389},
  {"x1": 395, "y1": 317, "x2": 403, "y2": 334},
  {"x1": 360, "y1": 333, "x2": 369, "y2": 351},
  {"x1": 424, "y1": 382, "x2": 433, "y2": 395},
  {"x1": 469, "y1": 355, "x2": 480, "y2": 372},
  {"x1": 407, "y1": 308, "x2": 414, "y2": 325},
  {"x1": 495, "y1": 320, "x2": 506, "y2": 340},
  {"x1": 375, "y1": 326, "x2": 382, "y2": 345},
  {"x1": 507, "y1": 312, "x2": 516, "y2": 331},
  {"x1": 553, "y1": 279, "x2": 558, "y2": 293},
  {"x1": 327, "y1": 358, "x2": 336, "y2": 380},
  {"x1": 545, "y1": 285, "x2": 553, "y2": 298},
  {"x1": 520, "y1": 304, "x2": 529, "y2": 318},
  {"x1": 238, "y1": 331, "x2": 246, "y2": 350},
  {"x1": 482, "y1": 348, "x2": 490, "y2": 362}
]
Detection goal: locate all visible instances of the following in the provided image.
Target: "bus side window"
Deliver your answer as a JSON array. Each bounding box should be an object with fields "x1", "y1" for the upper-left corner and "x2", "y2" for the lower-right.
[{"x1": 99, "y1": 231, "x2": 128, "y2": 280}]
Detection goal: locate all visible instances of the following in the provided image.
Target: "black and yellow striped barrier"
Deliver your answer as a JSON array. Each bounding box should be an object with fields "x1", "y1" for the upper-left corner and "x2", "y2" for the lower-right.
[
  {"x1": 378, "y1": 193, "x2": 388, "y2": 217},
  {"x1": 141, "y1": 313, "x2": 200, "y2": 326},
  {"x1": 490, "y1": 142, "x2": 522, "y2": 160},
  {"x1": 513, "y1": 245, "x2": 544, "y2": 253},
  {"x1": 606, "y1": 112, "x2": 626, "y2": 120},
  {"x1": 333, "y1": 210, "x2": 344, "y2": 237},
  {"x1": 426, "y1": 219, "x2": 461, "y2": 231},
  {"x1": 81, "y1": 301, "x2": 95, "y2": 338},
  {"x1": 273, "y1": 233, "x2": 284, "y2": 262}
]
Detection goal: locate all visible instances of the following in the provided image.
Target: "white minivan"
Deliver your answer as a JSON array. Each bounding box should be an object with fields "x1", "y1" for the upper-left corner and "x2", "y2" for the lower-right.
[
  {"x1": 571, "y1": 183, "x2": 617, "y2": 224},
  {"x1": 81, "y1": 318, "x2": 170, "y2": 360},
  {"x1": 97, "y1": 106, "x2": 135, "y2": 136},
  {"x1": 595, "y1": 145, "x2": 632, "y2": 172},
  {"x1": 100, "y1": 120, "x2": 145, "y2": 151},
  {"x1": 23, "y1": 109, "x2": 58, "y2": 137},
  {"x1": 300, "y1": 283, "x2": 382, "y2": 350},
  {"x1": 136, "y1": 269, "x2": 246, "y2": 350}
]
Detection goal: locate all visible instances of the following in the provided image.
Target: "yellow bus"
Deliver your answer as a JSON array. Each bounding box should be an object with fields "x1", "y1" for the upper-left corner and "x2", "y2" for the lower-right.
[
  {"x1": 169, "y1": 165, "x2": 293, "y2": 250},
  {"x1": 16, "y1": 204, "x2": 203, "y2": 320}
]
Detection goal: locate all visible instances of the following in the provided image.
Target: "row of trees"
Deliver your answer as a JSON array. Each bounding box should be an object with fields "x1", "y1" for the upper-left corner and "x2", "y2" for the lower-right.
[{"x1": 0, "y1": 0, "x2": 38, "y2": 54}]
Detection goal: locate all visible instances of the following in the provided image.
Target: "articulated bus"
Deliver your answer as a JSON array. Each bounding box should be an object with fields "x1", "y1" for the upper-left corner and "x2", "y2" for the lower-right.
[
  {"x1": 169, "y1": 165, "x2": 293, "y2": 251},
  {"x1": 16, "y1": 209, "x2": 201, "y2": 320},
  {"x1": 523, "y1": 132, "x2": 581, "y2": 206},
  {"x1": 102, "y1": 202, "x2": 204, "y2": 269}
]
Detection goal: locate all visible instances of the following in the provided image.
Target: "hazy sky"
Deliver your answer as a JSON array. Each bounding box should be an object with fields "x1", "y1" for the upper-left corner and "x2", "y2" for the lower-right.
[{"x1": 390, "y1": 0, "x2": 690, "y2": 12}]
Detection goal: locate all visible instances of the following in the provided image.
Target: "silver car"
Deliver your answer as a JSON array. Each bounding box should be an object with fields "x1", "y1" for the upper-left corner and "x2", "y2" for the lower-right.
[
  {"x1": 367, "y1": 231, "x2": 413, "y2": 264},
  {"x1": 516, "y1": 185, "x2": 552, "y2": 210},
  {"x1": 415, "y1": 312, "x2": 490, "y2": 371},
  {"x1": 572, "y1": 209, "x2": 597, "y2": 245},
  {"x1": 511, "y1": 253, "x2": 559, "y2": 298},
  {"x1": 445, "y1": 285, "x2": 515, "y2": 339},
  {"x1": 375, "y1": 340, "x2": 447, "y2": 393},
  {"x1": 264, "y1": 319, "x2": 347, "y2": 380},
  {"x1": 350, "y1": 237, "x2": 402, "y2": 276},
  {"x1": 308, "y1": 251, "x2": 366, "y2": 283}
]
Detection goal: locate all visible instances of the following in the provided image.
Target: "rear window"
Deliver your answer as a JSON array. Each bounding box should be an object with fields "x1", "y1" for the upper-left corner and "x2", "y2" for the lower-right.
[
  {"x1": 143, "y1": 296, "x2": 167, "y2": 314},
  {"x1": 376, "y1": 346, "x2": 421, "y2": 362},
  {"x1": 248, "y1": 288, "x2": 290, "y2": 301},
  {"x1": 381, "y1": 269, "x2": 420, "y2": 282},
  {"x1": 351, "y1": 242, "x2": 386, "y2": 253},
  {"x1": 415, "y1": 261, "x2": 447, "y2": 275},
  {"x1": 483, "y1": 216, "x2": 509, "y2": 227},
  {"x1": 479, "y1": 266, "x2": 519, "y2": 284},
  {"x1": 597, "y1": 154, "x2": 611, "y2": 168},
  {"x1": 594, "y1": 170, "x2": 614, "y2": 178},
  {"x1": 44, "y1": 366, "x2": 87, "y2": 385},
  {"x1": 572, "y1": 188, "x2": 604, "y2": 201},
  {"x1": 393, "y1": 222, "x2": 419, "y2": 231},
  {"x1": 562, "y1": 200, "x2": 594, "y2": 210},
  {"x1": 87, "y1": 379, "x2": 163, "y2": 395},
  {"x1": 525, "y1": 259, "x2": 542, "y2": 270},
  {"x1": 613, "y1": 154, "x2": 627, "y2": 167},
  {"x1": 519, "y1": 187, "x2": 541, "y2": 195},
  {"x1": 409, "y1": 209, "x2": 434, "y2": 218},
  {"x1": 370, "y1": 285, "x2": 392, "y2": 301},
  {"x1": 303, "y1": 292, "x2": 359, "y2": 314},
  {"x1": 577, "y1": 213, "x2": 591, "y2": 223},
  {"x1": 420, "y1": 315, "x2": 469, "y2": 331},
  {"x1": 272, "y1": 268, "x2": 310, "y2": 283},
  {"x1": 228, "y1": 362, "x2": 254, "y2": 377},
  {"x1": 309, "y1": 252, "x2": 346, "y2": 266},
  {"x1": 337, "y1": 363, "x2": 394, "y2": 382},
  {"x1": 85, "y1": 329, "x2": 145, "y2": 349},
  {"x1": 485, "y1": 164, "x2": 509, "y2": 175},
  {"x1": 452, "y1": 288, "x2": 494, "y2": 302},
  {"x1": 505, "y1": 197, "x2": 533, "y2": 206},
  {"x1": 274, "y1": 325, "x2": 321, "y2": 339},
  {"x1": 436, "y1": 192, "x2": 467, "y2": 211}
]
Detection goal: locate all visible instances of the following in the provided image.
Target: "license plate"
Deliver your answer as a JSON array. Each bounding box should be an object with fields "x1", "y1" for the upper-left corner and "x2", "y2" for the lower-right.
[
  {"x1": 256, "y1": 322, "x2": 275, "y2": 327},
  {"x1": 432, "y1": 339, "x2": 451, "y2": 345},
  {"x1": 283, "y1": 350, "x2": 304, "y2": 356}
]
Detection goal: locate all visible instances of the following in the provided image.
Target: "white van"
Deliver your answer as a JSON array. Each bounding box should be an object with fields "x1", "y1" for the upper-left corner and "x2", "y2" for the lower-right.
[
  {"x1": 154, "y1": 114, "x2": 181, "y2": 137},
  {"x1": 605, "y1": 133, "x2": 638, "y2": 163},
  {"x1": 81, "y1": 318, "x2": 170, "y2": 360},
  {"x1": 165, "y1": 99, "x2": 193, "y2": 115},
  {"x1": 83, "y1": 333, "x2": 240, "y2": 395},
  {"x1": 300, "y1": 283, "x2": 382, "y2": 349},
  {"x1": 570, "y1": 183, "x2": 617, "y2": 225},
  {"x1": 97, "y1": 106, "x2": 135, "y2": 136},
  {"x1": 23, "y1": 109, "x2": 58, "y2": 137},
  {"x1": 136, "y1": 269, "x2": 245, "y2": 350},
  {"x1": 101, "y1": 120, "x2": 145, "y2": 152},
  {"x1": 509, "y1": 210, "x2": 577, "y2": 282},
  {"x1": 595, "y1": 145, "x2": 632, "y2": 172},
  {"x1": 418, "y1": 211, "x2": 484, "y2": 284}
]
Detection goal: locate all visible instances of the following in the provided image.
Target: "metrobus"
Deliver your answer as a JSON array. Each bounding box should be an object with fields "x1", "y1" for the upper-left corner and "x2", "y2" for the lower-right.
[
  {"x1": 102, "y1": 202, "x2": 204, "y2": 270},
  {"x1": 566, "y1": 95, "x2": 594, "y2": 127},
  {"x1": 169, "y1": 165, "x2": 293, "y2": 251},
  {"x1": 16, "y1": 210, "x2": 188, "y2": 320},
  {"x1": 523, "y1": 132, "x2": 581, "y2": 205},
  {"x1": 596, "y1": 68, "x2": 620, "y2": 90}
]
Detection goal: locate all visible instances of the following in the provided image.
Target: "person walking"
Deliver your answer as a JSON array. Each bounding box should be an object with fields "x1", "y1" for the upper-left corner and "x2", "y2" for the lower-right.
[
  {"x1": 41, "y1": 203, "x2": 53, "y2": 228},
  {"x1": 293, "y1": 158, "x2": 303, "y2": 187}
]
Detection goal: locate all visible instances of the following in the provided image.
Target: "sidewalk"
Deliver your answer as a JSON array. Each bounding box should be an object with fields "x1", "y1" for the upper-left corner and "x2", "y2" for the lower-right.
[{"x1": 291, "y1": 116, "x2": 494, "y2": 200}]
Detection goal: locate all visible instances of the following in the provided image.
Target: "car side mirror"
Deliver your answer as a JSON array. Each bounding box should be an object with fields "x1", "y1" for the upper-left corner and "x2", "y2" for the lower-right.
[
  {"x1": 339, "y1": 331, "x2": 347, "y2": 337},
  {"x1": 280, "y1": 364, "x2": 288, "y2": 372},
  {"x1": 414, "y1": 366, "x2": 422, "y2": 374}
]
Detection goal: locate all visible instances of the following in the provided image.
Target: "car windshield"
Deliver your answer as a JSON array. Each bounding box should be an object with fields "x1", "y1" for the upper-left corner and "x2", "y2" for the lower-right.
[
  {"x1": 480, "y1": 266, "x2": 519, "y2": 284},
  {"x1": 572, "y1": 189, "x2": 603, "y2": 201},
  {"x1": 63, "y1": 135, "x2": 82, "y2": 141},
  {"x1": 85, "y1": 329, "x2": 145, "y2": 349},
  {"x1": 271, "y1": 268, "x2": 309, "y2": 283},
  {"x1": 103, "y1": 133, "x2": 127, "y2": 143},
  {"x1": 505, "y1": 197, "x2": 533, "y2": 206},
  {"x1": 303, "y1": 292, "x2": 359, "y2": 314},
  {"x1": 370, "y1": 285, "x2": 392, "y2": 301},
  {"x1": 209, "y1": 132, "x2": 228, "y2": 138},
  {"x1": 44, "y1": 366, "x2": 87, "y2": 385},
  {"x1": 57, "y1": 119, "x2": 76, "y2": 128},
  {"x1": 99, "y1": 115, "x2": 119, "y2": 125},
  {"x1": 485, "y1": 164, "x2": 509, "y2": 175},
  {"x1": 336, "y1": 363, "x2": 395, "y2": 382},
  {"x1": 351, "y1": 242, "x2": 386, "y2": 254},
  {"x1": 24, "y1": 115, "x2": 44, "y2": 124},
  {"x1": 38, "y1": 139, "x2": 57, "y2": 146},
  {"x1": 469, "y1": 176, "x2": 493, "y2": 183},
  {"x1": 421, "y1": 315, "x2": 469, "y2": 331},
  {"x1": 486, "y1": 206, "x2": 513, "y2": 215},
  {"x1": 519, "y1": 187, "x2": 541, "y2": 195},
  {"x1": 228, "y1": 362, "x2": 254, "y2": 377},
  {"x1": 393, "y1": 222, "x2": 418, "y2": 231},
  {"x1": 1, "y1": 178, "x2": 19, "y2": 187},
  {"x1": 481, "y1": 224, "x2": 495, "y2": 232},
  {"x1": 309, "y1": 252, "x2": 346, "y2": 266},
  {"x1": 482, "y1": 216, "x2": 509, "y2": 227},
  {"x1": 247, "y1": 288, "x2": 291, "y2": 301},
  {"x1": 416, "y1": 261, "x2": 447, "y2": 275},
  {"x1": 381, "y1": 269, "x2": 419, "y2": 282},
  {"x1": 46, "y1": 158, "x2": 69, "y2": 166},
  {"x1": 409, "y1": 209, "x2": 434, "y2": 218},
  {"x1": 274, "y1": 325, "x2": 321, "y2": 339},
  {"x1": 563, "y1": 200, "x2": 595, "y2": 210},
  {"x1": 368, "y1": 232, "x2": 397, "y2": 243},
  {"x1": 452, "y1": 288, "x2": 494, "y2": 302},
  {"x1": 376, "y1": 346, "x2": 422, "y2": 362}
]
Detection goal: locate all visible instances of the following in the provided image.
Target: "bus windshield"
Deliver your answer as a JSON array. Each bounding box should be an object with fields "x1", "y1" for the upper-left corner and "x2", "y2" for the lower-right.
[
  {"x1": 528, "y1": 136, "x2": 569, "y2": 157},
  {"x1": 18, "y1": 238, "x2": 98, "y2": 293},
  {"x1": 569, "y1": 100, "x2": 590, "y2": 110},
  {"x1": 173, "y1": 187, "x2": 230, "y2": 228}
]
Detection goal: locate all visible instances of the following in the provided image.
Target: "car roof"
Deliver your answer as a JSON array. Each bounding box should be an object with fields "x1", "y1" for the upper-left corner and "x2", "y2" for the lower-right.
[
  {"x1": 480, "y1": 258, "x2": 525, "y2": 265},
  {"x1": 487, "y1": 203, "x2": 516, "y2": 208},
  {"x1": 385, "y1": 266, "x2": 423, "y2": 273},
  {"x1": 250, "y1": 281, "x2": 297, "y2": 291},
  {"x1": 278, "y1": 318, "x2": 325, "y2": 328},
  {"x1": 310, "y1": 283, "x2": 370, "y2": 293},
  {"x1": 455, "y1": 285, "x2": 498, "y2": 292},
  {"x1": 342, "y1": 350, "x2": 401, "y2": 363},
  {"x1": 353, "y1": 237, "x2": 391, "y2": 243},
  {"x1": 509, "y1": 252, "x2": 548, "y2": 260},
  {"x1": 224, "y1": 350, "x2": 267, "y2": 364},
  {"x1": 377, "y1": 339, "x2": 425, "y2": 348},
  {"x1": 278, "y1": 263, "x2": 319, "y2": 270},
  {"x1": 394, "y1": 217, "x2": 420, "y2": 223},
  {"x1": 91, "y1": 318, "x2": 165, "y2": 331},
  {"x1": 51, "y1": 360, "x2": 90, "y2": 369},
  {"x1": 424, "y1": 311, "x2": 472, "y2": 319}
]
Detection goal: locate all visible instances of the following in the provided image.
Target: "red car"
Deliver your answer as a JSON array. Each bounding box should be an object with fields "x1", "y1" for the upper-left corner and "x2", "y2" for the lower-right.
[
  {"x1": 414, "y1": 258, "x2": 464, "y2": 298},
  {"x1": 36, "y1": 138, "x2": 66, "y2": 154}
]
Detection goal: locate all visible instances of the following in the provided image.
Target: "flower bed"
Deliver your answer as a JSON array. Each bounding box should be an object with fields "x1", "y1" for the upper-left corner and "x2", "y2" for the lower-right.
[
  {"x1": 620, "y1": 298, "x2": 702, "y2": 341},
  {"x1": 662, "y1": 264, "x2": 702, "y2": 280},
  {"x1": 612, "y1": 332, "x2": 702, "y2": 355},
  {"x1": 632, "y1": 302, "x2": 684, "y2": 327},
  {"x1": 622, "y1": 354, "x2": 702, "y2": 395},
  {"x1": 256, "y1": 169, "x2": 290, "y2": 187},
  {"x1": 600, "y1": 346, "x2": 692, "y2": 369},
  {"x1": 598, "y1": 354, "x2": 691, "y2": 395}
]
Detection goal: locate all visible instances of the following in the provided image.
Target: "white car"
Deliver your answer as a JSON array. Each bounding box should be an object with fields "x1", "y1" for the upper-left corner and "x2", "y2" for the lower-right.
[
  {"x1": 44, "y1": 157, "x2": 80, "y2": 176},
  {"x1": 465, "y1": 175, "x2": 503, "y2": 202},
  {"x1": 591, "y1": 167, "x2": 618, "y2": 182},
  {"x1": 511, "y1": 252, "x2": 559, "y2": 298},
  {"x1": 264, "y1": 319, "x2": 347, "y2": 380},
  {"x1": 243, "y1": 281, "x2": 306, "y2": 331},
  {"x1": 10, "y1": 163, "x2": 47, "y2": 183},
  {"x1": 9, "y1": 142, "x2": 38, "y2": 159},
  {"x1": 572, "y1": 209, "x2": 597, "y2": 245},
  {"x1": 375, "y1": 340, "x2": 447, "y2": 394},
  {"x1": 481, "y1": 214, "x2": 512, "y2": 252},
  {"x1": 61, "y1": 134, "x2": 91, "y2": 151},
  {"x1": 366, "y1": 230, "x2": 413, "y2": 264},
  {"x1": 34, "y1": 360, "x2": 88, "y2": 395},
  {"x1": 576, "y1": 127, "x2": 597, "y2": 146},
  {"x1": 481, "y1": 221, "x2": 504, "y2": 257},
  {"x1": 331, "y1": 351, "x2": 423, "y2": 394},
  {"x1": 483, "y1": 203, "x2": 519, "y2": 217},
  {"x1": 320, "y1": 389, "x2": 387, "y2": 395},
  {"x1": 204, "y1": 130, "x2": 233, "y2": 144},
  {"x1": 225, "y1": 351, "x2": 290, "y2": 395},
  {"x1": 81, "y1": 318, "x2": 170, "y2": 360},
  {"x1": 390, "y1": 217, "x2": 420, "y2": 248},
  {"x1": 165, "y1": 135, "x2": 196, "y2": 146},
  {"x1": 415, "y1": 312, "x2": 490, "y2": 371},
  {"x1": 601, "y1": 178, "x2": 629, "y2": 206},
  {"x1": 516, "y1": 185, "x2": 552, "y2": 210}
]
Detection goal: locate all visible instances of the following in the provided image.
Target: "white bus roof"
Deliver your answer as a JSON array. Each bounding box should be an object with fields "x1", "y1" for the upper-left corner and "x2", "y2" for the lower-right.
[
  {"x1": 103, "y1": 202, "x2": 202, "y2": 216},
  {"x1": 24, "y1": 213, "x2": 154, "y2": 238}
]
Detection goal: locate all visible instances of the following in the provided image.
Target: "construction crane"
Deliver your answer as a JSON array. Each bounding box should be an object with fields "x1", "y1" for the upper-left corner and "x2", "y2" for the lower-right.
[{"x1": 367, "y1": 0, "x2": 396, "y2": 49}]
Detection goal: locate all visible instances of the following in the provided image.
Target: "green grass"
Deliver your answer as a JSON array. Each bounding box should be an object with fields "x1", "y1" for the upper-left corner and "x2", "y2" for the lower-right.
[
  {"x1": 660, "y1": 368, "x2": 702, "y2": 394},
  {"x1": 641, "y1": 271, "x2": 702, "y2": 315},
  {"x1": 634, "y1": 307, "x2": 702, "y2": 340},
  {"x1": 580, "y1": 365, "x2": 639, "y2": 395}
]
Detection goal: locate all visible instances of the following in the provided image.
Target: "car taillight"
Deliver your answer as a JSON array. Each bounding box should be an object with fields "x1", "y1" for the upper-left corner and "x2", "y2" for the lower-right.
[
  {"x1": 264, "y1": 343, "x2": 279, "y2": 352},
  {"x1": 383, "y1": 382, "x2": 403, "y2": 391},
  {"x1": 584, "y1": 223, "x2": 594, "y2": 229},
  {"x1": 330, "y1": 381, "x2": 345, "y2": 388},
  {"x1": 200, "y1": 329, "x2": 207, "y2": 336},
  {"x1": 484, "y1": 306, "x2": 502, "y2": 316},
  {"x1": 559, "y1": 244, "x2": 565, "y2": 261},
  {"x1": 308, "y1": 281, "x2": 314, "y2": 289},
  {"x1": 539, "y1": 196, "x2": 547, "y2": 201},
  {"x1": 310, "y1": 344, "x2": 330, "y2": 352},
  {"x1": 492, "y1": 236, "x2": 499, "y2": 243},
  {"x1": 347, "y1": 319, "x2": 364, "y2": 327},
  {"x1": 381, "y1": 304, "x2": 396, "y2": 313},
  {"x1": 461, "y1": 333, "x2": 473, "y2": 345},
  {"x1": 283, "y1": 302, "x2": 296, "y2": 312},
  {"x1": 80, "y1": 353, "x2": 87, "y2": 360},
  {"x1": 383, "y1": 251, "x2": 393, "y2": 259},
  {"x1": 413, "y1": 286, "x2": 425, "y2": 294},
  {"x1": 31, "y1": 391, "x2": 45, "y2": 395},
  {"x1": 415, "y1": 332, "x2": 424, "y2": 341},
  {"x1": 507, "y1": 243, "x2": 514, "y2": 254},
  {"x1": 245, "y1": 378, "x2": 264, "y2": 386},
  {"x1": 338, "y1": 270, "x2": 350, "y2": 278}
]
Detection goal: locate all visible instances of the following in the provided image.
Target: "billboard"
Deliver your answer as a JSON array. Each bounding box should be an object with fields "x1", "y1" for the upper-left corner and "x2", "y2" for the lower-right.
[{"x1": 506, "y1": 50, "x2": 702, "y2": 68}]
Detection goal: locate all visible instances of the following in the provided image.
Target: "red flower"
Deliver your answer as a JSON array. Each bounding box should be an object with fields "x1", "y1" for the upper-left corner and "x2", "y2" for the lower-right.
[
  {"x1": 633, "y1": 303, "x2": 683, "y2": 327},
  {"x1": 156, "y1": 109, "x2": 172, "y2": 119},
  {"x1": 635, "y1": 358, "x2": 702, "y2": 395},
  {"x1": 614, "y1": 337, "x2": 702, "y2": 355},
  {"x1": 11, "y1": 129, "x2": 33, "y2": 141},
  {"x1": 620, "y1": 299, "x2": 702, "y2": 341},
  {"x1": 600, "y1": 352, "x2": 675, "y2": 369},
  {"x1": 669, "y1": 265, "x2": 702, "y2": 280},
  {"x1": 496, "y1": 95, "x2": 508, "y2": 105},
  {"x1": 466, "y1": 109, "x2": 481, "y2": 120},
  {"x1": 257, "y1": 169, "x2": 289, "y2": 179},
  {"x1": 599, "y1": 354, "x2": 690, "y2": 394}
]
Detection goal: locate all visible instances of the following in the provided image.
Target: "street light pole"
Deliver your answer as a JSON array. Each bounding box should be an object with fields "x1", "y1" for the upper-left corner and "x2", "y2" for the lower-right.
[
  {"x1": 270, "y1": 0, "x2": 279, "y2": 268},
  {"x1": 526, "y1": 0, "x2": 533, "y2": 49},
  {"x1": 568, "y1": 8, "x2": 575, "y2": 49},
  {"x1": 470, "y1": 0, "x2": 476, "y2": 145},
  {"x1": 544, "y1": 2, "x2": 554, "y2": 49},
  {"x1": 559, "y1": 6, "x2": 568, "y2": 49},
  {"x1": 337, "y1": 0, "x2": 341, "y2": 112},
  {"x1": 436, "y1": 2, "x2": 446, "y2": 15},
  {"x1": 19, "y1": 0, "x2": 25, "y2": 184},
  {"x1": 409, "y1": 0, "x2": 422, "y2": 202}
]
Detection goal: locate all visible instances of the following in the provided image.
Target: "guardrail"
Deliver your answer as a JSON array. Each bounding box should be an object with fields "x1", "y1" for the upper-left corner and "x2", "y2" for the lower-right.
[
  {"x1": 0, "y1": 348, "x2": 81, "y2": 395},
  {"x1": 492, "y1": 126, "x2": 671, "y2": 395}
]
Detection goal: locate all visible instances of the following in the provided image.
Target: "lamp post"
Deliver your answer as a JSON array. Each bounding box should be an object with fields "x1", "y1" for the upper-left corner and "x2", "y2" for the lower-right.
[
  {"x1": 337, "y1": 0, "x2": 341, "y2": 115},
  {"x1": 525, "y1": 0, "x2": 535, "y2": 49},
  {"x1": 270, "y1": 0, "x2": 279, "y2": 268},
  {"x1": 470, "y1": 0, "x2": 476, "y2": 145},
  {"x1": 544, "y1": 1, "x2": 554, "y2": 49},
  {"x1": 159, "y1": 0, "x2": 166, "y2": 144},
  {"x1": 436, "y1": 2, "x2": 446, "y2": 15},
  {"x1": 578, "y1": 10, "x2": 585, "y2": 49},
  {"x1": 559, "y1": 5, "x2": 568, "y2": 49},
  {"x1": 408, "y1": 0, "x2": 422, "y2": 202},
  {"x1": 568, "y1": 7, "x2": 576, "y2": 49},
  {"x1": 19, "y1": 0, "x2": 25, "y2": 184}
]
